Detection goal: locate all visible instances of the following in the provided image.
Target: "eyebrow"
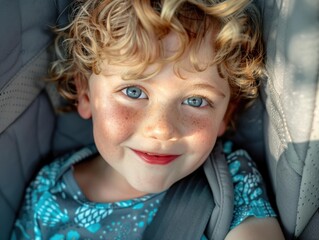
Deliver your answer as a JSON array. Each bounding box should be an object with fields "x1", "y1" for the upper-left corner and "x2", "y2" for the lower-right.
[{"x1": 191, "y1": 83, "x2": 226, "y2": 97}]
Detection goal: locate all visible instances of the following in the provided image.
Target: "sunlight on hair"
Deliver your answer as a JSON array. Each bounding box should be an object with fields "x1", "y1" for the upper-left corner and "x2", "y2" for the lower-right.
[{"x1": 50, "y1": 0, "x2": 264, "y2": 103}]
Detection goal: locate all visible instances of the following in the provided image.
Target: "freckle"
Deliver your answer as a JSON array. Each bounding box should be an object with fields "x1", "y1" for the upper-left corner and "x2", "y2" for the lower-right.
[
  {"x1": 191, "y1": 118, "x2": 199, "y2": 125},
  {"x1": 191, "y1": 118, "x2": 202, "y2": 128},
  {"x1": 120, "y1": 109, "x2": 131, "y2": 121},
  {"x1": 118, "y1": 107, "x2": 139, "y2": 122}
]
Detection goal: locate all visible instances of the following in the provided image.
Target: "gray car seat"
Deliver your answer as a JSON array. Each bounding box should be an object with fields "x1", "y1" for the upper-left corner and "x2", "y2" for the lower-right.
[
  {"x1": 0, "y1": 1, "x2": 56, "y2": 238},
  {"x1": 0, "y1": 1, "x2": 93, "y2": 239},
  {"x1": 0, "y1": 0, "x2": 318, "y2": 239},
  {"x1": 259, "y1": 0, "x2": 319, "y2": 239}
]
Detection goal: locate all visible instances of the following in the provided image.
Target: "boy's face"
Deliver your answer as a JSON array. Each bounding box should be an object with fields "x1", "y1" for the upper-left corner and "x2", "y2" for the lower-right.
[{"x1": 76, "y1": 32, "x2": 230, "y2": 195}]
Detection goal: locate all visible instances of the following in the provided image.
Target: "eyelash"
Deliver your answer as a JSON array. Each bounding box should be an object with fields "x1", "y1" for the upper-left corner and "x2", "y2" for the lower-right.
[
  {"x1": 184, "y1": 95, "x2": 215, "y2": 108},
  {"x1": 120, "y1": 85, "x2": 215, "y2": 108},
  {"x1": 121, "y1": 85, "x2": 148, "y2": 99}
]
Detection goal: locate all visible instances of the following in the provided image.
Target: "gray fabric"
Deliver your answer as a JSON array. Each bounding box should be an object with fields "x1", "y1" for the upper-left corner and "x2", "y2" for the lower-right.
[
  {"x1": 299, "y1": 211, "x2": 319, "y2": 240},
  {"x1": 259, "y1": 0, "x2": 319, "y2": 238},
  {"x1": 52, "y1": 112, "x2": 94, "y2": 156},
  {"x1": 297, "y1": 140, "x2": 319, "y2": 237},
  {"x1": 0, "y1": 48, "x2": 50, "y2": 134},
  {"x1": 272, "y1": 143, "x2": 302, "y2": 240},
  {"x1": 204, "y1": 142, "x2": 234, "y2": 240},
  {"x1": 0, "y1": 92, "x2": 55, "y2": 240},
  {"x1": 0, "y1": 0, "x2": 69, "y2": 239},
  {"x1": 0, "y1": 0, "x2": 22, "y2": 90},
  {"x1": 225, "y1": 96, "x2": 265, "y2": 166},
  {"x1": 0, "y1": 0, "x2": 57, "y2": 89}
]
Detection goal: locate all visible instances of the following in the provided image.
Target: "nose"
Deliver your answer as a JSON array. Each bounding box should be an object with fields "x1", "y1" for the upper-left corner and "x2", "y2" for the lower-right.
[{"x1": 142, "y1": 105, "x2": 179, "y2": 141}]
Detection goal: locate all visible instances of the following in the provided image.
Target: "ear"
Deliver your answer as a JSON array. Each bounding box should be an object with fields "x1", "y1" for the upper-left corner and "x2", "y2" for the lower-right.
[
  {"x1": 217, "y1": 120, "x2": 227, "y2": 136},
  {"x1": 74, "y1": 74, "x2": 92, "y2": 119},
  {"x1": 217, "y1": 101, "x2": 237, "y2": 136}
]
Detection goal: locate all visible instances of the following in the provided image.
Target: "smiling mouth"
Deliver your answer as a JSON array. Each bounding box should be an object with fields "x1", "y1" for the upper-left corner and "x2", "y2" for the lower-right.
[{"x1": 132, "y1": 149, "x2": 180, "y2": 165}]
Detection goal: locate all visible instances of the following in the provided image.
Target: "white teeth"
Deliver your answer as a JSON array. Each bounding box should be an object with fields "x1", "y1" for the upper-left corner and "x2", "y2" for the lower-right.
[
  {"x1": 146, "y1": 153, "x2": 157, "y2": 156},
  {"x1": 145, "y1": 152, "x2": 164, "y2": 156}
]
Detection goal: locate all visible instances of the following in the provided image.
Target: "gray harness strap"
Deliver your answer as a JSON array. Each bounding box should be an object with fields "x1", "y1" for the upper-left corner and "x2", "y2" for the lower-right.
[
  {"x1": 143, "y1": 167, "x2": 214, "y2": 240},
  {"x1": 204, "y1": 141, "x2": 234, "y2": 240},
  {"x1": 143, "y1": 141, "x2": 233, "y2": 240}
]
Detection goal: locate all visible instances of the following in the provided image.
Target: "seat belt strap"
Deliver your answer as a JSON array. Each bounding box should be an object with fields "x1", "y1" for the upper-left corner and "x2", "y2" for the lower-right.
[
  {"x1": 142, "y1": 167, "x2": 214, "y2": 240},
  {"x1": 204, "y1": 141, "x2": 234, "y2": 239}
]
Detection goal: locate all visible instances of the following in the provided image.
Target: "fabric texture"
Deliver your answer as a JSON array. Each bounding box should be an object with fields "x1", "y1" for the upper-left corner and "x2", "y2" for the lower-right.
[
  {"x1": 11, "y1": 143, "x2": 275, "y2": 240},
  {"x1": 257, "y1": 0, "x2": 319, "y2": 238},
  {"x1": 0, "y1": 1, "x2": 70, "y2": 239}
]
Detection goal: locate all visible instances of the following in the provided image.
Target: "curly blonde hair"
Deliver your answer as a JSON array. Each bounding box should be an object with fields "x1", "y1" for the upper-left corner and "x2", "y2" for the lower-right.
[{"x1": 50, "y1": 0, "x2": 264, "y2": 103}]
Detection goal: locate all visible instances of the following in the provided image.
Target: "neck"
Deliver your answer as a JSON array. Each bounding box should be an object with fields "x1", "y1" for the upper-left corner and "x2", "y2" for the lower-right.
[{"x1": 73, "y1": 154, "x2": 147, "y2": 202}]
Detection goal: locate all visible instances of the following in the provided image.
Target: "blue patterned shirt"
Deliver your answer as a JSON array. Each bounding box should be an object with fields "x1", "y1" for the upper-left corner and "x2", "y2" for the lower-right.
[{"x1": 11, "y1": 143, "x2": 276, "y2": 239}]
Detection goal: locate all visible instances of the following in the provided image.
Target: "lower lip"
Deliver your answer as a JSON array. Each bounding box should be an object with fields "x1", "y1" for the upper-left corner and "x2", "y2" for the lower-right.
[{"x1": 133, "y1": 150, "x2": 180, "y2": 165}]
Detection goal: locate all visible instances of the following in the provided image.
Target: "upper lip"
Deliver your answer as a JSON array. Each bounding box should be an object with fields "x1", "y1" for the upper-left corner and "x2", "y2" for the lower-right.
[{"x1": 131, "y1": 149, "x2": 180, "y2": 156}]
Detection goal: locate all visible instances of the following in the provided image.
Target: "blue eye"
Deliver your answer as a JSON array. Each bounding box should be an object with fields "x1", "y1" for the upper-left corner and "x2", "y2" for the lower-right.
[
  {"x1": 183, "y1": 97, "x2": 208, "y2": 107},
  {"x1": 122, "y1": 86, "x2": 147, "y2": 99}
]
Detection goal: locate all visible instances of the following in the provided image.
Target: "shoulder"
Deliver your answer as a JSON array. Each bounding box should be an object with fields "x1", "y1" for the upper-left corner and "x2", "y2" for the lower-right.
[
  {"x1": 25, "y1": 145, "x2": 97, "y2": 203},
  {"x1": 224, "y1": 146, "x2": 276, "y2": 229},
  {"x1": 223, "y1": 141, "x2": 263, "y2": 186},
  {"x1": 28, "y1": 156, "x2": 67, "y2": 193},
  {"x1": 226, "y1": 148, "x2": 261, "y2": 182}
]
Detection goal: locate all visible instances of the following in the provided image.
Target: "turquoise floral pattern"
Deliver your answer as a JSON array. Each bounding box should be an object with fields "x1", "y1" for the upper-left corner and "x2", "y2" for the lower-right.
[
  {"x1": 226, "y1": 148, "x2": 276, "y2": 229},
  {"x1": 74, "y1": 204, "x2": 113, "y2": 229},
  {"x1": 36, "y1": 192, "x2": 69, "y2": 227}
]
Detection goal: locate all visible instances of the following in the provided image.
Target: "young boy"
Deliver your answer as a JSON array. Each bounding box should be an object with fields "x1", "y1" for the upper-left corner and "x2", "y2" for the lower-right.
[{"x1": 11, "y1": 0, "x2": 284, "y2": 239}]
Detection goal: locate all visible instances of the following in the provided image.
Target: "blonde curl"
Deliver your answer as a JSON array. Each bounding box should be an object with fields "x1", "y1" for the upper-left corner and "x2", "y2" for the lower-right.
[{"x1": 50, "y1": 0, "x2": 265, "y2": 103}]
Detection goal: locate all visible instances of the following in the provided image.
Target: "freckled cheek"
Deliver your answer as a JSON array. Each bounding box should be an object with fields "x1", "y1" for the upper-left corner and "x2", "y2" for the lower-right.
[
  {"x1": 92, "y1": 101, "x2": 141, "y2": 145},
  {"x1": 182, "y1": 114, "x2": 220, "y2": 154}
]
